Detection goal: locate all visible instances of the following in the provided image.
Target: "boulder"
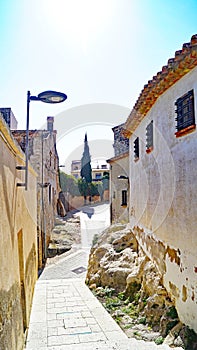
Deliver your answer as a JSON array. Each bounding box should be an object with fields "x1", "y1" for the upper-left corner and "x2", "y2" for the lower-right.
[
  {"x1": 86, "y1": 246, "x2": 136, "y2": 291},
  {"x1": 100, "y1": 267, "x2": 133, "y2": 292},
  {"x1": 112, "y1": 230, "x2": 138, "y2": 252}
]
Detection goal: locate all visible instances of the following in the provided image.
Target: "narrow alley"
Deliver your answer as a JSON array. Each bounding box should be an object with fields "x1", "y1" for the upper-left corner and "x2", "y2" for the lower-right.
[{"x1": 25, "y1": 203, "x2": 182, "y2": 350}]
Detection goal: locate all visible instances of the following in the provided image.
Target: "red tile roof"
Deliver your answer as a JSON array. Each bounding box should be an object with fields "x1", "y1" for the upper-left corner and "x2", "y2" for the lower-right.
[{"x1": 125, "y1": 34, "x2": 197, "y2": 134}]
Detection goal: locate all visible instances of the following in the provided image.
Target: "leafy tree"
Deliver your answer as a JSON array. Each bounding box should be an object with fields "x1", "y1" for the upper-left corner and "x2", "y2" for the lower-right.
[
  {"x1": 97, "y1": 181, "x2": 104, "y2": 201},
  {"x1": 90, "y1": 182, "x2": 99, "y2": 197},
  {"x1": 59, "y1": 171, "x2": 79, "y2": 196},
  {"x1": 78, "y1": 178, "x2": 89, "y2": 197},
  {"x1": 102, "y1": 171, "x2": 109, "y2": 191},
  {"x1": 80, "y1": 133, "x2": 92, "y2": 183},
  {"x1": 77, "y1": 179, "x2": 100, "y2": 203}
]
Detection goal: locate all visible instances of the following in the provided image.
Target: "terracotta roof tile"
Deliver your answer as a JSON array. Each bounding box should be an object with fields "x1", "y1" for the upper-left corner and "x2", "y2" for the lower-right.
[{"x1": 125, "y1": 34, "x2": 197, "y2": 133}]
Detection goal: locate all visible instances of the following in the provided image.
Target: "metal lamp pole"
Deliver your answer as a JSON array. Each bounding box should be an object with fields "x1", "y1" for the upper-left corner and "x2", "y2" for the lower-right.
[
  {"x1": 17, "y1": 90, "x2": 67, "y2": 190},
  {"x1": 25, "y1": 91, "x2": 31, "y2": 190}
]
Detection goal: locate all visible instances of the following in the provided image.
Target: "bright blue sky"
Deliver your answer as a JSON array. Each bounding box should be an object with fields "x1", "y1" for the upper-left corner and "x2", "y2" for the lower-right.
[{"x1": 1, "y1": 0, "x2": 197, "y2": 170}]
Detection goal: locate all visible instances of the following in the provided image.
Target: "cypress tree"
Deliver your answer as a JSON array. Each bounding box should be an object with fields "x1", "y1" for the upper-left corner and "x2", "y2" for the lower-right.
[{"x1": 80, "y1": 133, "x2": 92, "y2": 183}]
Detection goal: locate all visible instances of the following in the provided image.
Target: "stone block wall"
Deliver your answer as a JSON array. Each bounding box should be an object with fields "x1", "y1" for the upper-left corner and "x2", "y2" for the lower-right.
[
  {"x1": 112, "y1": 124, "x2": 129, "y2": 157},
  {"x1": 13, "y1": 128, "x2": 60, "y2": 269}
]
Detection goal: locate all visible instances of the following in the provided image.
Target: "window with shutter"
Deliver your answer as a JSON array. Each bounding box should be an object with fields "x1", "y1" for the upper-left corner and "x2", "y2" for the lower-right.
[
  {"x1": 134, "y1": 137, "x2": 139, "y2": 160},
  {"x1": 175, "y1": 90, "x2": 196, "y2": 137},
  {"x1": 146, "y1": 121, "x2": 153, "y2": 153}
]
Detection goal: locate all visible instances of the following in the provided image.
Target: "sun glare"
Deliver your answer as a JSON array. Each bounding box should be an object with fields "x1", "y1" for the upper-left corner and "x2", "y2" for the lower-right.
[{"x1": 41, "y1": 0, "x2": 114, "y2": 53}]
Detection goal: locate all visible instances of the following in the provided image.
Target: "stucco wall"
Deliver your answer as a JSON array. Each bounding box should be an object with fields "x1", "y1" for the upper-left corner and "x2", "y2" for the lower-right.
[
  {"x1": 108, "y1": 153, "x2": 129, "y2": 223},
  {"x1": 0, "y1": 117, "x2": 37, "y2": 349},
  {"x1": 129, "y1": 67, "x2": 197, "y2": 331},
  {"x1": 64, "y1": 191, "x2": 109, "y2": 211}
]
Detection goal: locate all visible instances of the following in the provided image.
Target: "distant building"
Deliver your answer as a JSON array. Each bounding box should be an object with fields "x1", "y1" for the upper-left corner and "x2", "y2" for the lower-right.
[
  {"x1": 71, "y1": 160, "x2": 81, "y2": 179},
  {"x1": 92, "y1": 163, "x2": 109, "y2": 181},
  {"x1": 71, "y1": 160, "x2": 109, "y2": 181},
  {"x1": 0, "y1": 107, "x2": 18, "y2": 129}
]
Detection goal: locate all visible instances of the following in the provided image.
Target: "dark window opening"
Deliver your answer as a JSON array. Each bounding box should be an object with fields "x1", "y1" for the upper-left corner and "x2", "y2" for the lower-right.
[
  {"x1": 134, "y1": 137, "x2": 139, "y2": 160},
  {"x1": 49, "y1": 151, "x2": 52, "y2": 167},
  {"x1": 121, "y1": 190, "x2": 127, "y2": 206},
  {"x1": 146, "y1": 121, "x2": 153, "y2": 153},
  {"x1": 49, "y1": 184, "x2": 51, "y2": 203},
  {"x1": 95, "y1": 173, "x2": 102, "y2": 179},
  {"x1": 175, "y1": 89, "x2": 195, "y2": 137}
]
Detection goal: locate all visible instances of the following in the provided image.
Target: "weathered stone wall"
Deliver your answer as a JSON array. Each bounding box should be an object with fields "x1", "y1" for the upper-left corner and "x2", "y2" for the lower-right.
[
  {"x1": 0, "y1": 107, "x2": 18, "y2": 130},
  {"x1": 0, "y1": 116, "x2": 37, "y2": 349},
  {"x1": 13, "y1": 128, "x2": 60, "y2": 268},
  {"x1": 29, "y1": 130, "x2": 59, "y2": 261},
  {"x1": 128, "y1": 67, "x2": 197, "y2": 331},
  {"x1": 112, "y1": 124, "x2": 129, "y2": 157}
]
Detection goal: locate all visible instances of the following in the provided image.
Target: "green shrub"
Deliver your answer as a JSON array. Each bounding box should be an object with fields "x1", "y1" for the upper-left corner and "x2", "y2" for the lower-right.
[
  {"x1": 155, "y1": 336, "x2": 164, "y2": 345},
  {"x1": 104, "y1": 297, "x2": 122, "y2": 311},
  {"x1": 166, "y1": 306, "x2": 178, "y2": 319}
]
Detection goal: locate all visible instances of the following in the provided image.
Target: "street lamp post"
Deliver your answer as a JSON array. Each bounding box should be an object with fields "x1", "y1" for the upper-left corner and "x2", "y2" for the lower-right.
[{"x1": 17, "y1": 90, "x2": 67, "y2": 190}]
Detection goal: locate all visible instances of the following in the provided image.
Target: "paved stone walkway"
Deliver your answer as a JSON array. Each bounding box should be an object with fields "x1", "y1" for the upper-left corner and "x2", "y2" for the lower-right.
[
  {"x1": 25, "y1": 205, "x2": 182, "y2": 349},
  {"x1": 25, "y1": 248, "x2": 182, "y2": 350},
  {"x1": 39, "y1": 249, "x2": 89, "y2": 281}
]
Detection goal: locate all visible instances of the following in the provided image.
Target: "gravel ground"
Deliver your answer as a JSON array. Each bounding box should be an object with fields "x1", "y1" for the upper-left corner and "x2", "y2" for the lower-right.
[{"x1": 46, "y1": 212, "x2": 81, "y2": 264}]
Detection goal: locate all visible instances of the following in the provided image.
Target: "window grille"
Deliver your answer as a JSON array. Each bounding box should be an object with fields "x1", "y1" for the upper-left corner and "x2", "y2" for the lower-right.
[
  {"x1": 134, "y1": 137, "x2": 139, "y2": 160},
  {"x1": 175, "y1": 90, "x2": 195, "y2": 136},
  {"x1": 146, "y1": 121, "x2": 153, "y2": 152},
  {"x1": 121, "y1": 190, "x2": 127, "y2": 206}
]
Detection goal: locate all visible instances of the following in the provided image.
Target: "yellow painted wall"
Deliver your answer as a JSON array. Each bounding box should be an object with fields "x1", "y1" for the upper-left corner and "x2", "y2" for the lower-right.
[{"x1": 0, "y1": 116, "x2": 37, "y2": 349}]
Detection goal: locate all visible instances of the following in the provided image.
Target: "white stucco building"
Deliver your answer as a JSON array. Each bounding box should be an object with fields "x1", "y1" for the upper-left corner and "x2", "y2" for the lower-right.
[
  {"x1": 125, "y1": 34, "x2": 197, "y2": 331},
  {"x1": 107, "y1": 124, "x2": 129, "y2": 223}
]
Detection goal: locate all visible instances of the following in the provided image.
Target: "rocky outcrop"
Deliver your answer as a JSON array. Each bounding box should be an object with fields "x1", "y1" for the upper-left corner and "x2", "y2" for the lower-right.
[
  {"x1": 86, "y1": 226, "x2": 139, "y2": 292},
  {"x1": 86, "y1": 224, "x2": 197, "y2": 348},
  {"x1": 87, "y1": 225, "x2": 146, "y2": 294}
]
